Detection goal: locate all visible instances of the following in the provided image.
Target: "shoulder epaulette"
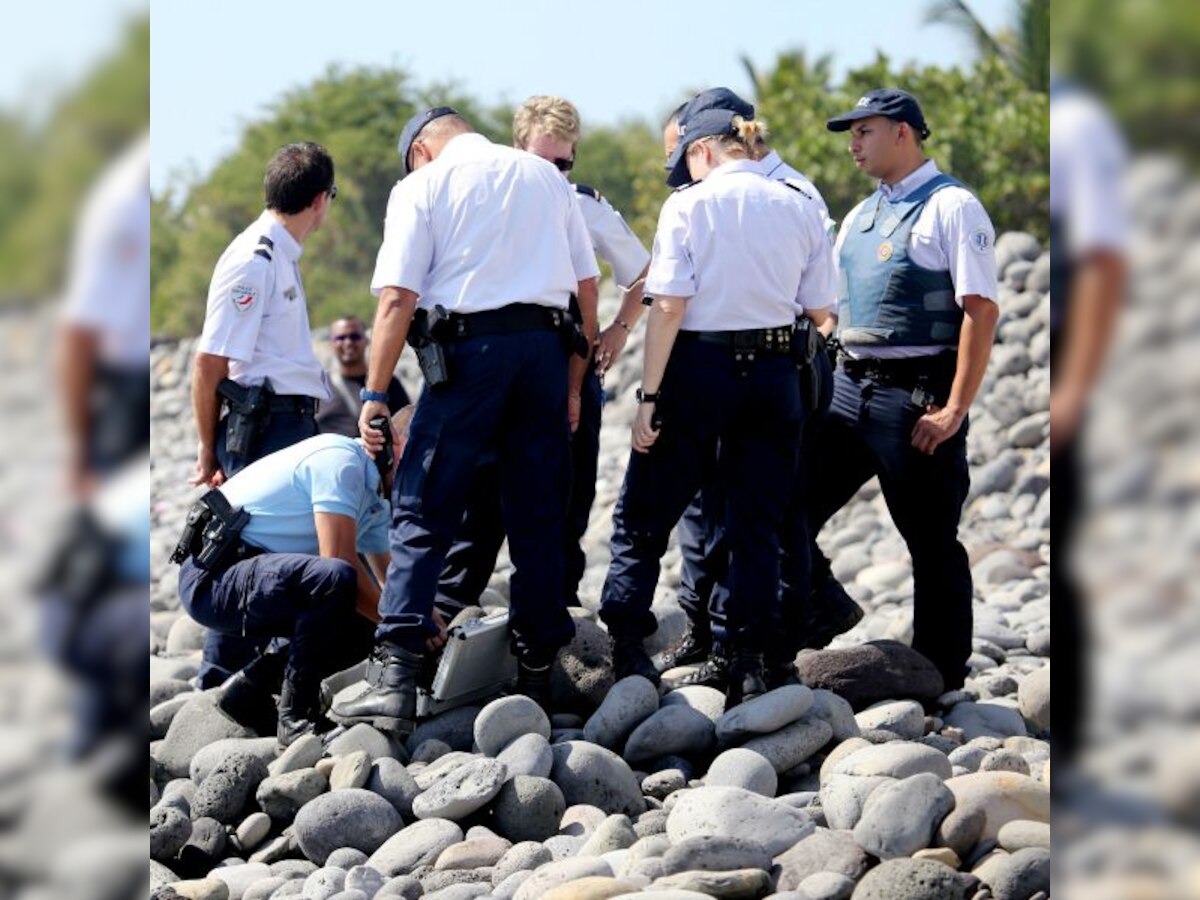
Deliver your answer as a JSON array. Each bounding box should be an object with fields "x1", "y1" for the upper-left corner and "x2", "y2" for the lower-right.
[
  {"x1": 574, "y1": 183, "x2": 602, "y2": 202},
  {"x1": 782, "y1": 178, "x2": 813, "y2": 200},
  {"x1": 254, "y1": 248, "x2": 272, "y2": 262},
  {"x1": 254, "y1": 235, "x2": 273, "y2": 262}
]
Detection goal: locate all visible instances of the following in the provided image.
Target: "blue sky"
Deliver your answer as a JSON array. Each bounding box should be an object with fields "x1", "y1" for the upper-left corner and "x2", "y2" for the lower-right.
[{"x1": 44, "y1": 0, "x2": 1010, "y2": 196}]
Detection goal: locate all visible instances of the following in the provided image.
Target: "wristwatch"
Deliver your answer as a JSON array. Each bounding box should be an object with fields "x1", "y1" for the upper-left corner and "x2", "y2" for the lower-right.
[
  {"x1": 635, "y1": 388, "x2": 660, "y2": 403},
  {"x1": 359, "y1": 388, "x2": 389, "y2": 403}
]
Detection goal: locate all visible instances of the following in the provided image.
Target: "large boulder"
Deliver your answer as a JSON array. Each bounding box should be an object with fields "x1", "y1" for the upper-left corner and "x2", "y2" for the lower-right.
[
  {"x1": 154, "y1": 695, "x2": 256, "y2": 779},
  {"x1": 773, "y1": 828, "x2": 871, "y2": 891},
  {"x1": 551, "y1": 615, "x2": 615, "y2": 714},
  {"x1": 850, "y1": 858, "x2": 976, "y2": 899},
  {"x1": 550, "y1": 742, "x2": 645, "y2": 817},
  {"x1": 582, "y1": 676, "x2": 660, "y2": 750},
  {"x1": 793, "y1": 641, "x2": 944, "y2": 711},
  {"x1": 368, "y1": 819, "x2": 464, "y2": 877},
  {"x1": 293, "y1": 789, "x2": 403, "y2": 864},
  {"x1": 474, "y1": 697, "x2": 551, "y2": 757},
  {"x1": 665, "y1": 786, "x2": 814, "y2": 857}
]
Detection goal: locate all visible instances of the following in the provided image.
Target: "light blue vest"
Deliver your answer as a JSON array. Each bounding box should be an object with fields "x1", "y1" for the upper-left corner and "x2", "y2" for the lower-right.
[{"x1": 838, "y1": 173, "x2": 962, "y2": 348}]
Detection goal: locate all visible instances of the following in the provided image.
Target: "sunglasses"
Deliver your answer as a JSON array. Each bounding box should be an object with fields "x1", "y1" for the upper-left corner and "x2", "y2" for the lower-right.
[
  {"x1": 332, "y1": 332, "x2": 364, "y2": 342},
  {"x1": 552, "y1": 156, "x2": 574, "y2": 172},
  {"x1": 329, "y1": 183, "x2": 339, "y2": 201}
]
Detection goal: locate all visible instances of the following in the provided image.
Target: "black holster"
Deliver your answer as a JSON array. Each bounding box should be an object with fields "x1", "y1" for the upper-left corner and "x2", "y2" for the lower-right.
[
  {"x1": 563, "y1": 294, "x2": 590, "y2": 359},
  {"x1": 217, "y1": 379, "x2": 268, "y2": 457},
  {"x1": 410, "y1": 307, "x2": 451, "y2": 387},
  {"x1": 170, "y1": 489, "x2": 251, "y2": 571},
  {"x1": 794, "y1": 319, "x2": 824, "y2": 409}
]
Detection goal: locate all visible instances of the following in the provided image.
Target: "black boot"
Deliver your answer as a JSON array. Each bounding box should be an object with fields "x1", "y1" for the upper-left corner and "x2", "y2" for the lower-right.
[
  {"x1": 801, "y1": 575, "x2": 865, "y2": 650},
  {"x1": 216, "y1": 650, "x2": 287, "y2": 736},
  {"x1": 515, "y1": 660, "x2": 553, "y2": 712},
  {"x1": 656, "y1": 624, "x2": 712, "y2": 672},
  {"x1": 764, "y1": 650, "x2": 801, "y2": 690},
  {"x1": 276, "y1": 675, "x2": 332, "y2": 748},
  {"x1": 671, "y1": 648, "x2": 730, "y2": 690},
  {"x1": 611, "y1": 634, "x2": 661, "y2": 685},
  {"x1": 725, "y1": 650, "x2": 767, "y2": 709},
  {"x1": 329, "y1": 645, "x2": 423, "y2": 734}
]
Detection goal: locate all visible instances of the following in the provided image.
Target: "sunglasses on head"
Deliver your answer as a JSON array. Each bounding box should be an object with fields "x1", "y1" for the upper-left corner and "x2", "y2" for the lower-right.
[
  {"x1": 553, "y1": 156, "x2": 574, "y2": 172},
  {"x1": 332, "y1": 332, "x2": 363, "y2": 342}
]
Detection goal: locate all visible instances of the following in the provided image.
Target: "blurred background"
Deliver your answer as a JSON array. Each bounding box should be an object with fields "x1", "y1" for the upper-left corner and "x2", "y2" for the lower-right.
[{"x1": 1, "y1": 0, "x2": 1198, "y2": 896}]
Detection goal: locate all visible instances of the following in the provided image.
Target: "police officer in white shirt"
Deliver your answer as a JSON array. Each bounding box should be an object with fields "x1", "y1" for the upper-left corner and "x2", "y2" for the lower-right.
[
  {"x1": 435, "y1": 95, "x2": 651, "y2": 618},
  {"x1": 600, "y1": 108, "x2": 834, "y2": 708},
  {"x1": 189, "y1": 142, "x2": 337, "y2": 688},
  {"x1": 333, "y1": 108, "x2": 600, "y2": 729},
  {"x1": 811, "y1": 89, "x2": 1000, "y2": 691}
]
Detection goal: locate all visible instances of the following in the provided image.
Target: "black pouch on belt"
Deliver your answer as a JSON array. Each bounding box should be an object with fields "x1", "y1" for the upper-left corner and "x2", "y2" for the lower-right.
[
  {"x1": 562, "y1": 294, "x2": 590, "y2": 358},
  {"x1": 217, "y1": 378, "x2": 268, "y2": 457},
  {"x1": 171, "y1": 489, "x2": 251, "y2": 571},
  {"x1": 410, "y1": 306, "x2": 452, "y2": 387}
]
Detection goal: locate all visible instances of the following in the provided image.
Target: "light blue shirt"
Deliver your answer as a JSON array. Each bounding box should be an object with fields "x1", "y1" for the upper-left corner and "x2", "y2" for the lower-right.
[{"x1": 219, "y1": 434, "x2": 390, "y2": 555}]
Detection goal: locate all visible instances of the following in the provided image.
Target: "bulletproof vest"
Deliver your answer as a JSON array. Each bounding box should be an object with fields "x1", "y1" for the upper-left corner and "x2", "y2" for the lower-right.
[{"x1": 837, "y1": 173, "x2": 962, "y2": 348}]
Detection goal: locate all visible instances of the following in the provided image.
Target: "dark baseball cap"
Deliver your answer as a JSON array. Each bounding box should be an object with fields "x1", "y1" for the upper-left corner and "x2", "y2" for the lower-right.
[
  {"x1": 665, "y1": 88, "x2": 755, "y2": 172},
  {"x1": 397, "y1": 106, "x2": 459, "y2": 176},
  {"x1": 664, "y1": 107, "x2": 739, "y2": 188},
  {"x1": 826, "y1": 89, "x2": 930, "y2": 139}
]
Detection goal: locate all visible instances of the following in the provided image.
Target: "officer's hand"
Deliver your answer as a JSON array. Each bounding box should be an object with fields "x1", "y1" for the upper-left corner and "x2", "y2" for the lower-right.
[
  {"x1": 425, "y1": 609, "x2": 448, "y2": 652},
  {"x1": 911, "y1": 404, "x2": 965, "y2": 455},
  {"x1": 190, "y1": 445, "x2": 226, "y2": 487},
  {"x1": 358, "y1": 400, "x2": 394, "y2": 458},
  {"x1": 595, "y1": 325, "x2": 629, "y2": 375},
  {"x1": 567, "y1": 392, "x2": 582, "y2": 434},
  {"x1": 632, "y1": 404, "x2": 660, "y2": 453}
]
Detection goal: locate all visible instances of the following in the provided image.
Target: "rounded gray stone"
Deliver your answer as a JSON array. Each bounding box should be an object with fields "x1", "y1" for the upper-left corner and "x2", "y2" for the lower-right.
[
  {"x1": 257, "y1": 769, "x2": 329, "y2": 822},
  {"x1": 995, "y1": 819, "x2": 1049, "y2": 852},
  {"x1": 326, "y1": 891, "x2": 368, "y2": 900},
  {"x1": 327, "y1": 725, "x2": 398, "y2": 762},
  {"x1": 495, "y1": 733, "x2": 554, "y2": 779},
  {"x1": 156, "y1": 694, "x2": 256, "y2": 779},
  {"x1": 411, "y1": 739, "x2": 454, "y2": 765},
  {"x1": 295, "y1": 789, "x2": 404, "y2": 865},
  {"x1": 344, "y1": 865, "x2": 386, "y2": 899},
  {"x1": 820, "y1": 775, "x2": 893, "y2": 831},
  {"x1": 491, "y1": 776, "x2": 566, "y2": 843},
  {"x1": 830, "y1": 742, "x2": 953, "y2": 781},
  {"x1": 405, "y1": 707, "x2": 482, "y2": 755},
  {"x1": 642, "y1": 769, "x2": 687, "y2": 800},
  {"x1": 367, "y1": 758, "x2": 421, "y2": 820},
  {"x1": 511, "y1": 857, "x2": 612, "y2": 900},
  {"x1": 659, "y1": 835, "x2": 772, "y2": 876},
  {"x1": 1016, "y1": 667, "x2": 1050, "y2": 732},
  {"x1": 665, "y1": 786, "x2": 814, "y2": 857},
  {"x1": 268, "y1": 734, "x2": 326, "y2": 778},
  {"x1": 374, "y1": 875, "x2": 422, "y2": 900},
  {"x1": 412, "y1": 757, "x2": 507, "y2": 821},
  {"x1": 943, "y1": 702, "x2": 1027, "y2": 741},
  {"x1": 793, "y1": 641, "x2": 945, "y2": 711},
  {"x1": 773, "y1": 828, "x2": 871, "y2": 890},
  {"x1": 330, "y1": 752, "x2": 372, "y2": 791},
  {"x1": 660, "y1": 685, "x2": 726, "y2": 722},
  {"x1": 367, "y1": 819, "x2": 464, "y2": 877},
  {"x1": 550, "y1": 741, "x2": 645, "y2": 817},
  {"x1": 302, "y1": 867, "x2": 347, "y2": 900},
  {"x1": 326, "y1": 850, "x2": 369, "y2": 869},
  {"x1": 806, "y1": 691, "x2": 860, "y2": 743},
  {"x1": 491, "y1": 841, "x2": 553, "y2": 885},
  {"x1": 582, "y1": 676, "x2": 661, "y2": 750},
  {"x1": 491, "y1": 869, "x2": 534, "y2": 900},
  {"x1": 622, "y1": 707, "x2": 714, "y2": 764},
  {"x1": 474, "y1": 696, "x2": 552, "y2": 757},
  {"x1": 433, "y1": 835, "x2": 511, "y2": 870},
  {"x1": 741, "y1": 718, "x2": 833, "y2": 773},
  {"x1": 850, "y1": 858, "x2": 975, "y2": 900},
  {"x1": 193, "y1": 752, "x2": 271, "y2": 824},
  {"x1": 191, "y1": 738, "x2": 280, "y2": 785},
  {"x1": 178, "y1": 816, "x2": 228, "y2": 876},
  {"x1": 243, "y1": 876, "x2": 288, "y2": 900},
  {"x1": 798, "y1": 871, "x2": 855, "y2": 900},
  {"x1": 979, "y1": 846, "x2": 1049, "y2": 900},
  {"x1": 714, "y1": 685, "x2": 813, "y2": 744},
  {"x1": 853, "y1": 700, "x2": 926, "y2": 741},
  {"x1": 704, "y1": 748, "x2": 778, "y2": 797},
  {"x1": 577, "y1": 814, "x2": 638, "y2": 856},
  {"x1": 237, "y1": 812, "x2": 272, "y2": 852},
  {"x1": 151, "y1": 805, "x2": 193, "y2": 862},
  {"x1": 852, "y1": 772, "x2": 956, "y2": 859}
]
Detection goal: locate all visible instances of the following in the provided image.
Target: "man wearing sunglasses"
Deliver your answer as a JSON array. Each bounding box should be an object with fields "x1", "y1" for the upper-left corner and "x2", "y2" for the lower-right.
[{"x1": 316, "y1": 315, "x2": 410, "y2": 438}]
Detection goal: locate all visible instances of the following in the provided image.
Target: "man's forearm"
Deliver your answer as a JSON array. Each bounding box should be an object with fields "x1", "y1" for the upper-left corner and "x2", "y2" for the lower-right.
[
  {"x1": 946, "y1": 296, "x2": 999, "y2": 415},
  {"x1": 1059, "y1": 252, "x2": 1125, "y2": 398},
  {"x1": 57, "y1": 325, "x2": 97, "y2": 471},
  {"x1": 192, "y1": 353, "x2": 229, "y2": 450},
  {"x1": 610, "y1": 267, "x2": 649, "y2": 330},
  {"x1": 641, "y1": 296, "x2": 686, "y2": 393},
  {"x1": 368, "y1": 287, "x2": 418, "y2": 393}
]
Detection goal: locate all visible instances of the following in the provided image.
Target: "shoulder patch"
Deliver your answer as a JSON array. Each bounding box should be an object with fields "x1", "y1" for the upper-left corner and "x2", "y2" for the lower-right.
[
  {"x1": 968, "y1": 229, "x2": 993, "y2": 253},
  {"x1": 253, "y1": 248, "x2": 272, "y2": 261},
  {"x1": 574, "y1": 183, "x2": 602, "y2": 202},
  {"x1": 782, "y1": 178, "x2": 813, "y2": 200},
  {"x1": 230, "y1": 283, "x2": 258, "y2": 314}
]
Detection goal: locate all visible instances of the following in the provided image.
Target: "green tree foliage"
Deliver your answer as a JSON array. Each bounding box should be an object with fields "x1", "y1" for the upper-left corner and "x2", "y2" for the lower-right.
[{"x1": 924, "y1": 0, "x2": 1049, "y2": 92}]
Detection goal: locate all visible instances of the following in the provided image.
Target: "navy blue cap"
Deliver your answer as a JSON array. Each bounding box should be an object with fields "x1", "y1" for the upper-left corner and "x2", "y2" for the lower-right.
[
  {"x1": 679, "y1": 87, "x2": 755, "y2": 127},
  {"x1": 664, "y1": 108, "x2": 739, "y2": 188},
  {"x1": 397, "y1": 106, "x2": 459, "y2": 176},
  {"x1": 826, "y1": 89, "x2": 930, "y2": 139}
]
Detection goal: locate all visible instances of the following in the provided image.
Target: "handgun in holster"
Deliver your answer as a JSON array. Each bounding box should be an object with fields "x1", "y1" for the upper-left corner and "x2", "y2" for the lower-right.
[
  {"x1": 217, "y1": 378, "x2": 268, "y2": 457},
  {"x1": 563, "y1": 294, "x2": 590, "y2": 359},
  {"x1": 794, "y1": 319, "x2": 825, "y2": 410},
  {"x1": 170, "y1": 489, "x2": 251, "y2": 571},
  {"x1": 410, "y1": 306, "x2": 451, "y2": 387}
]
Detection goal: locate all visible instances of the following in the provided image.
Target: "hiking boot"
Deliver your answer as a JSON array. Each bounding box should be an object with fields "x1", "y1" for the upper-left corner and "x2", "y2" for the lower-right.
[
  {"x1": 276, "y1": 676, "x2": 333, "y2": 748},
  {"x1": 656, "y1": 626, "x2": 712, "y2": 672},
  {"x1": 725, "y1": 650, "x2": 766, "y2": 709},
  {"x1": 329, "y1": 645, "x2": 424, "y2": 734},
  {"x1": 514, "y1": 659, "x2": 553, "y2": 712},
  {"x1": 671, "y1": 650, "x2": 730, "y2": 691},
  {"x1": 215, "y1": 650, "x2": 286, "y2": 737},
  {"x1": 801, "y1": 575, "x2": 865, "y2": 650},
  {"x1": 611, "y1": 634, "x2": 661, "y2": 685}
]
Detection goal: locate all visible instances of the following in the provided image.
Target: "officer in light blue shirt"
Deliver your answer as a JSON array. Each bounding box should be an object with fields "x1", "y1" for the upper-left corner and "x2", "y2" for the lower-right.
[{"x1": 177, "y1": 425, "x2": 412, "y2": 746}]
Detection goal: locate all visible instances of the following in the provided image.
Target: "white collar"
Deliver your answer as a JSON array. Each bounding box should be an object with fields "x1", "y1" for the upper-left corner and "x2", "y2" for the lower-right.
[
  {"x1": 707, "y1": 158, "x2": 762, "y2": 180},
  {"x1": 879, "y1": 159, "x2": 940, "y2": 201},
  {"x1": 259, "y1": 209, "x2": 303, "y2": 261}
]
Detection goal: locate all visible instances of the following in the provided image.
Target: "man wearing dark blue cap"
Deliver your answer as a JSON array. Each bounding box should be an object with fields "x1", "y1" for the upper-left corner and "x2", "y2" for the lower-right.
[
  {"x1": 331, "y1": 107, "x2": 600, "y2": 729},
  {"x1": 808, "y1": 88, "x2": 1000, "y2": 691}
]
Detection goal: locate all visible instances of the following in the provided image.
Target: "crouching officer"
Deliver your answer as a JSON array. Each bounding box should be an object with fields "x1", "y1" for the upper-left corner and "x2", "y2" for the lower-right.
[
  {"x1": 333, "y1": 107, "x2": 599, "y2": 731},
  {"x1": 172, "y1": 415, "x2": 414, "y2": 746},
  {"x1": 599, "y1": 108, "x2": 834, "y2": 708},
  {"x1": 809, "y1": 89, "x2": 1000, "y2": 690}
]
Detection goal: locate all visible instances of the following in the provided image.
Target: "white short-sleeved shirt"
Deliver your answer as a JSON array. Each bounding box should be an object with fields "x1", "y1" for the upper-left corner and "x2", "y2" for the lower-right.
[
  {"x1": 573, "y1": 186, "x2": 650, "y2": 288},
  {"x1": 834, "y1": 159, "x2": 998, "y2": 359},
  {"x1": 196, "y1": 209, "x2": 331, "y2": 399},
  {"x1": 371, "y1": 133, "x2": 600, "y2": 312},
  {"x1": 757, "y1": 150, "x2": 837, "y2": 239},
  {"x1": 220, "y1": 434, "x2": 390, "y2": 556},
  {"x1": 646, "y1": 159, "x2": 836, "y2": 332},
  {"x1": 1050, "y1": 85, "x2": 1127, "y2": 255},
  {"x1": 61, "y1": 136, "x2": 150, "y2": 369}
]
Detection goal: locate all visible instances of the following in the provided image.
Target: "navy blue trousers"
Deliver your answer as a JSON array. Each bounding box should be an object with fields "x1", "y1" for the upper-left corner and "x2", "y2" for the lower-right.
[
  {"x1": 180, "y1": 553, "x2": 366, "y2": 693},
  {"x1": 805, "y1": 367, "x2": 973, "y2": 688},
  {"x1": 435, "y1": 367, "x2": 602, "y2": 616},
  {"x1": 377, "y1": 330, "x2": 575, "y2": 664},
  {"x1": 198, "y1": 409, "x2": 320, "y2": 688},
  {"x1": 675, "y1": 342, "x2": 834, "y2": 650},
  {"x1": 601, "y1": 339, "x2": 804, "y2": 651}
]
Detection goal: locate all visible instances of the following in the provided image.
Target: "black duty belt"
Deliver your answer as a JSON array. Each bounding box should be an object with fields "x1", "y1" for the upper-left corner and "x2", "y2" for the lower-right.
[
  {"x1": 839, "y1": 351, "x2": 957, "y2": 388},
  {"x1": 265, "y1": 394, "x2": 320, "y2": 416},
  {"x1": 678, "y1": 326, "x2": 794, "y2": 355},
  {"x1": 441, "y1": 304, "x2": 565, "y2": 340}
]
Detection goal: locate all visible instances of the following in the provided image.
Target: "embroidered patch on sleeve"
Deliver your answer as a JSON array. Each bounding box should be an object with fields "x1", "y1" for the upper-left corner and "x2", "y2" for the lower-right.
[
  {"x1": 230, "y1": 284, "x2": 258, "y2": 313},
  {"x1": 969, "y1": 229, "x2": 993, "y2": 253}
]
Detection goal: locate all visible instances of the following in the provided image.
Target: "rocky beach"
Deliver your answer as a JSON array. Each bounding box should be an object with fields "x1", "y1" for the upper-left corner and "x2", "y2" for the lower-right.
[{"x1": 149, "y1": 230, "x2": 1054, "y2": 900}]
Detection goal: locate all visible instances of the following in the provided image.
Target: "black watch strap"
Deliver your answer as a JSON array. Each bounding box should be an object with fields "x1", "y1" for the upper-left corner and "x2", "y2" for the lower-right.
[{"x1": 636, "y1": 388, "x2": 660, "y2": 403}]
